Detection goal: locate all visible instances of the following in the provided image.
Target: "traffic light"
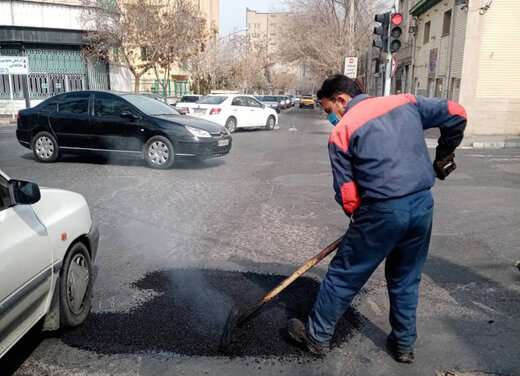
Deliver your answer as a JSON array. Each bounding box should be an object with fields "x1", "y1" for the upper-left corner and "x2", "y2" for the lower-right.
[
  {"x1": 389, "y1": 12, "x2": 403, "y2": 53},
  {"x1": 373, "y1": 12, "x2": 390, "y2": 51}
]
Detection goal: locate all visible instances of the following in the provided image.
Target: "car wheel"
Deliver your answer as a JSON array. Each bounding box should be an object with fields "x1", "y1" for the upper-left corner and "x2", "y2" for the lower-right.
[
  {"x1": 60, "y1": 242, "x2": 92, "y2": 328},
  {"x1": 144, "y1": 136, "x2": 175, "y2": 169},
  {"x1": 225, "y1": 117, "x2": 237, "y2": 133},
  {"x1": 265, "y1": 115, "x2": 276, "y2": 130},
  {"x1": 32, "y1": 131, "x2": 59, "y2": 163}
]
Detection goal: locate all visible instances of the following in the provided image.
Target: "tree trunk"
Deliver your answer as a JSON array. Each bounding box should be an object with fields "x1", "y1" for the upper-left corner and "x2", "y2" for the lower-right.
[{"x1": 133, "y1": 75, "x2": 141, "y2": 93}]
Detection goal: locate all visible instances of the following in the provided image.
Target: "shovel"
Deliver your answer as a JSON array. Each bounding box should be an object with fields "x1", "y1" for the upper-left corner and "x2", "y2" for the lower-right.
[{"x1": 219, "y1": 235, "x2": 343, "y2": 352}]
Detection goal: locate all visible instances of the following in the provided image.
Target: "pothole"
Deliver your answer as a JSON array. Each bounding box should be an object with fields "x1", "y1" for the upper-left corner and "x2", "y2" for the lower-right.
[{"x1": 62, "y1": 269, "x2": 363, "y2": 357}]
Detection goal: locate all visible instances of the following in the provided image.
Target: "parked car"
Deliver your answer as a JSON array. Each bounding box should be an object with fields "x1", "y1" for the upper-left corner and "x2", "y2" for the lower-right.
[
  {"x1": 16, "y1": 91, "x2": 232, "y2": 169},
  {"x1": 256, "y1": 95, "x2": 282, "y2": 113},
  {"x1": 279, "y1": 96, "x2": 291, "y2": 109},
  {"x1": 300, "y1": 95, "x2": 316, "y2": 109},
  {"x1": 0, "y1": 169, "x2": 99, "y2": 360},
  {"x1": 175, "y1": 95, "x2": 202, "y2": 115},
  {"x1": 288, "y1": 95, "x2": 296, "y2": 107},
  {"x1": 181, "y1": 94, "x2": 278, "y2": 133}
]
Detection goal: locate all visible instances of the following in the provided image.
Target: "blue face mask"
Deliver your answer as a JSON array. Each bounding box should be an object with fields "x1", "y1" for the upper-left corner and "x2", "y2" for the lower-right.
[{"x1": 327, "y1": 112, "x2": 340, "y2": 126}]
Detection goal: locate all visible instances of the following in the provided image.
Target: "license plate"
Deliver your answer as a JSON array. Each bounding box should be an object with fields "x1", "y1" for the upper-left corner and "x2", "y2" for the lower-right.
[{"x1": 218, "y1": 139, "x2": 229, "y2": 147}]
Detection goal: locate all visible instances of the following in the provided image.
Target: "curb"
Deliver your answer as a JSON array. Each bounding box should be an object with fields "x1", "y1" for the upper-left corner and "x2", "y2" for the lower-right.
[{"x1": 426, "y1": 138, "x2": 520, "y2": 150}]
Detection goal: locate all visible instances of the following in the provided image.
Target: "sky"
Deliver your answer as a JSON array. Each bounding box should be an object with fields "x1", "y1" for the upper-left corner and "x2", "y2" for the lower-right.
[{"x1": 219, "y1": 0, "x2": 284, "y2": 36}]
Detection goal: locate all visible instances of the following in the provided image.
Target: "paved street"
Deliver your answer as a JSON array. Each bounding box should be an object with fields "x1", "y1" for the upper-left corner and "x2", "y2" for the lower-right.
[{"x1": 1, "y1": 109, "x2": 519, "y2": 376}]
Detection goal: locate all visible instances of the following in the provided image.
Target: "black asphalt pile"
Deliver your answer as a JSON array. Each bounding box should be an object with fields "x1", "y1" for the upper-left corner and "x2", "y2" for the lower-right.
[{"x1": 62, "y1": 269, "x2": 363, "y2": 358}]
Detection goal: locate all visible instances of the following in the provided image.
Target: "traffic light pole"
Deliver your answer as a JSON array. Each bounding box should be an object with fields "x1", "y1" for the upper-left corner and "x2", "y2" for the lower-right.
[{"x1": 384, "y1": 0, "x2": 399, "y2": 96}]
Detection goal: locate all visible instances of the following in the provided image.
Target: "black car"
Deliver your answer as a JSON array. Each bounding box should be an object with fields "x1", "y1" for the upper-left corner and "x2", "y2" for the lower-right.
[{"x1": 16, "y1": 91, "x2": 232, "y2": 169}]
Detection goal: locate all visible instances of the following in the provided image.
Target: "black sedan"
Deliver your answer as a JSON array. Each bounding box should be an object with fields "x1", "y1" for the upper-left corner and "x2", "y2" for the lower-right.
[{"x1": 16, "y1": 91, "x2": 232, "y2": 169}]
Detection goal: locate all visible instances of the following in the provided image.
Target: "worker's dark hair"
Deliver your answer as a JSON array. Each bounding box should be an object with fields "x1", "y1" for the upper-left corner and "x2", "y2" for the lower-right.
[{"x1": 317, "y1": 74, "x2": 365, "y2": 100}]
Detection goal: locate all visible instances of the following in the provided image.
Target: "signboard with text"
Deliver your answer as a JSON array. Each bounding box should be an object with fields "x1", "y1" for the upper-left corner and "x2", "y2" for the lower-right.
[
  {"x1": 0, "y1": 56, "x2": 29, "y2": 75},
  {"x1": 344, "y1": 57, "x2": 358, "y2": 79}
]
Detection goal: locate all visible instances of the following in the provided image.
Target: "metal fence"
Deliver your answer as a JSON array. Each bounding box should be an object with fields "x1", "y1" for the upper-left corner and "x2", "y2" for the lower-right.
[{"x1": 0, "y1": 47, "x2": 108, "y2": 99}]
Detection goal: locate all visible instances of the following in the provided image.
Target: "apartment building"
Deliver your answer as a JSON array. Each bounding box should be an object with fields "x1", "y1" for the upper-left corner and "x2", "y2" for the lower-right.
[{"x1": 397, "y1": 0, "x2": 519, "y2": 134}]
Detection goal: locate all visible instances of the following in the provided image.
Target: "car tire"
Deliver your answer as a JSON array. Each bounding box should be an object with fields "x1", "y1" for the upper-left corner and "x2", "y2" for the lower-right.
[
  {"x1": 32, "y1": 131, "x2": 59, "y2": 163},
  {"x1": 60, "y1": 242, "x2": 93, "y2": 328},
  {"x1": 265, "y1": 115, "x2": 276, "y2": 130},
  {"x1": 225, "y1": 117, "x2": 237, "y2": 133},
  {"x1": 144, "y1": 136, "x2": 175, "y2": 169}
]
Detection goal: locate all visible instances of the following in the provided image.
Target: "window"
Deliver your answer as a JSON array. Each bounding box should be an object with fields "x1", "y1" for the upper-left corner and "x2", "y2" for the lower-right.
[
  {"x1": 140, "y1": 46, "x2": 152, "y2": 61},
  {"x1": 245, "y1": 97, "x2": 262, "y2": 108},
  {"x1": 124, "y1": 95, "x2": 179, "y2": 116},
  {"x1": 199, "y1": 96, "x2": 228, "y2": 105},
  {"x1": 435, "y1": 78, "x2": 443, "y2": 97},
  {"x1": 423, "y1": 21, "x2": 431, "y2": 44},
  {"x1": 58, "y1": 96, "x2": 89, "y2": 115},
  {"x1": 39, "y1": 100, "x2": 58, "y2": 113},
  {"x1": 231, "y1": 97, "x2": 247, "y2": 106},
  {"x1": 0, "y1": 175, "x2": 10, "y2": 211},
  {"x1": 94, "y1": 95, "x2": 133, "y2": 117},
  {"x1": 442, "y1": 10, "x2": 452, "y2": 36}
]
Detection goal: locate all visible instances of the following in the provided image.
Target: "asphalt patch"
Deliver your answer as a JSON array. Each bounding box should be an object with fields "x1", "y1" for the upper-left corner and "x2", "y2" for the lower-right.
[{"x1": 62, "y1": 269, "x2": 363, "y2": 357}]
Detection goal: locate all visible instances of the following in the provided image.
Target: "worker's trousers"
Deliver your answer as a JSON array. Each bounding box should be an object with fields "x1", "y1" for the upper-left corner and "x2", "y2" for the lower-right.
[{"x1": 308, "y1": 189, "x2": 433, "y2": 351}]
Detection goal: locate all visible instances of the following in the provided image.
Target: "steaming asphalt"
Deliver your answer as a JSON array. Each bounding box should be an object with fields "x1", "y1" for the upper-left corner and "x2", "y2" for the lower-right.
[{"x1": 1, "y1": 108, "x2": 520, "y2": 375}]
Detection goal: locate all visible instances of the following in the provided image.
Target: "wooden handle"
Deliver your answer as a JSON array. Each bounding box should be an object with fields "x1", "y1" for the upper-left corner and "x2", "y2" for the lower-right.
[{"x1": 260, "y1": 236, "x2": 343, "y2": 304}]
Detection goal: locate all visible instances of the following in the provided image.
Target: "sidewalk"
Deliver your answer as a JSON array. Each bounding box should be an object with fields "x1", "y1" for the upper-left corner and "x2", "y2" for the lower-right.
[
  {"x1": 425, "y1": 128, "x2": 520, "y2": 149},
  {"x1": 0, "y1": 116, "x2": 16, "y2": 127}
]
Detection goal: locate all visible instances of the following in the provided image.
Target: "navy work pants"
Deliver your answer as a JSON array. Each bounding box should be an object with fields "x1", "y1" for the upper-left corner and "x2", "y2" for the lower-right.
[{"x1": 308, "y1": 189, "x2": 433, "y2": 351}]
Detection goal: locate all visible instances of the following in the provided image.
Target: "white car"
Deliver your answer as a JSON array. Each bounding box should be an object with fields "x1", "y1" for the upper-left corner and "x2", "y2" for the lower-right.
[
  {"x1": 183, "y1": 94, "x2": 278, "y2": 133},
  {"x1": 0, "y1": 169, "x2": 98, "y2": 359}
]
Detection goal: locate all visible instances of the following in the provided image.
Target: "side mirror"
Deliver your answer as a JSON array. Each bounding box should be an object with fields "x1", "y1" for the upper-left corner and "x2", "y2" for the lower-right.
[
  {"x1": 9, "y1": 180, "x2": 41, "y2": 205},
  {"x1": 121, "y1": 111, "x2": 139, "y2": 120}
]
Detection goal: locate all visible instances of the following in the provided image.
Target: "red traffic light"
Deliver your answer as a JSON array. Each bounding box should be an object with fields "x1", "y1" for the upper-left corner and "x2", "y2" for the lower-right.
[{"x1": 391, "y1": 13, "x2": 403, "y2": 26}]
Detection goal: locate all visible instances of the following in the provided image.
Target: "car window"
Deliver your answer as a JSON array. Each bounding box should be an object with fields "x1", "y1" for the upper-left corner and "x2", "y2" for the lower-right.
[
  {"x1": 245, "y1": 97, "x2": 262, "y2": 108},
  {"x1": 0, "y1": 175, "x2": 10, "y2": 211},
  {"x1": 231, "y1": 97, "x2": 246, "y2": 106},
  {"x1": 198, "y1": 96, "x2": 227, "y2": 105},
  {"x1": 124, "y1": 94, "x2": 179, "y2": 116},
  {"x1": 39, "y1": 100, "x2": 58, "y2": 113},
  {"x1": 180, "y1": 96, "x2": 200, "y2": 103},
  {"x1": 58, "y1": 96, "x2": 89, "y2": 115},
  {"x1": 94, "y1": 94, "x2": 135, "y2": 117}
]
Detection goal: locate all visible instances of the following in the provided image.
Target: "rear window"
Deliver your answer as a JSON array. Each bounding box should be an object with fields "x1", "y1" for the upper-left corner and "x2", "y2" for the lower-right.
[
  {"x1": 303, "y1": 96, "x2": 313, "y2": 99},
  {"x1": 180, "y1": 96, "x2": 200, "y2": 103},
  {"x1": 198, "y1": 96, "x2": 228, "y2": 105}
]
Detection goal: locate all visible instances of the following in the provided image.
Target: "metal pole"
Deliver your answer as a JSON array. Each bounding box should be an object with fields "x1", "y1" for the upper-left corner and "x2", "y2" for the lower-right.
[
  {"x1": 384, "y1": 0, "x2": 399, "y2": 96},
  {"x1": 8, "y1": 74, "x2": 15, "y2": 119}
]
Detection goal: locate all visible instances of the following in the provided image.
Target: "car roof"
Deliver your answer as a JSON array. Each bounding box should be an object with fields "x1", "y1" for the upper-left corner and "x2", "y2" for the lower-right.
[{"x1": 0, "y1": 169, "x2": 10, "y2": 180}]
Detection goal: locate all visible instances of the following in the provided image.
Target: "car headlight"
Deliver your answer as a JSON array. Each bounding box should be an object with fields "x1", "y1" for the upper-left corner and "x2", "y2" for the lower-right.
[{"x1": 186, "y1": 126, "x2": 211, "y2": 138}]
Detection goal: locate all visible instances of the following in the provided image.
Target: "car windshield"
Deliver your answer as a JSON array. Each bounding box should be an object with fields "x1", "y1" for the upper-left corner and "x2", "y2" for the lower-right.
[
  {"x1": 262, "y1": 96, "x2": 278, "y2": 102},
  {"x1": 180, "y1": 96, "x2": 200, "y2": 103},
  {"x1": 198, "y1": 96, "x2": 228, "y2": 105},
  {"x1": 123, "y1": 95, "x2": 180, "y2": 116}
]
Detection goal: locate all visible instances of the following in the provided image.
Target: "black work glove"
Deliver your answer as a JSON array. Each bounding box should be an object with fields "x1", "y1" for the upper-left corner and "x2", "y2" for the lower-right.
[{"x1": 433, "y1": 152, "x2": 457, "y2": 180}]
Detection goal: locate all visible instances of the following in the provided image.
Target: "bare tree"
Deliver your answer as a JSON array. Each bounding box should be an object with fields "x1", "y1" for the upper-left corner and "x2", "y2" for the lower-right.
[
  {"x1": 150, "y1": 0, "x2": 209, "y2": 100},
  {"x1": 82, "y1": 0, "x2": 208, "y2": 93},
  {"x1": 280, "y1": 0, "x2": 390, "y2": 77}
]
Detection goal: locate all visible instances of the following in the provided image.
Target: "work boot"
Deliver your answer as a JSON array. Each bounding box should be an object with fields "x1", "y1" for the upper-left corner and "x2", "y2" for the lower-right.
[
  {"x1": 287, "y1": 318, "x2": 328, "y2": 356},
  {"x1": 386, "y1": 339, "x2": 415, "y2": 364}
]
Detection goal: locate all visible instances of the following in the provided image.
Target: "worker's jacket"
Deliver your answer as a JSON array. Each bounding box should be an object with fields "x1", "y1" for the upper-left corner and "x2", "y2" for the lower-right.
[{"x1": 329, "y1": 94, "x2": 467, "y2": 215}]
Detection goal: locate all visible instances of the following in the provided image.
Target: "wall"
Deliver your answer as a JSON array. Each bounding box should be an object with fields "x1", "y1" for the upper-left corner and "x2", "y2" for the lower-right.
[
  {"x1": 0, "y1": 0, "x2": 85, "y2": 30},
  {"x1": 459, "y1": 0, "x2": 520, "y2": 135},
  {"x1": 412, "y1": 0, "x2": 467, "y2": 99},
  {"x1": 109, "y1": 63, "x2": 132, "y2": 92}
]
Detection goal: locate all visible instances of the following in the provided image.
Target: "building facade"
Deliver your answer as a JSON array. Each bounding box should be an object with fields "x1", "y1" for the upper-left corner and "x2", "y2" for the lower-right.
[
  {"x1": 0, "y1": 0, "x2": 111, "y2": 114},
  {"x1": 393, "y1": 0, "x2": 520, "y2": 134}
]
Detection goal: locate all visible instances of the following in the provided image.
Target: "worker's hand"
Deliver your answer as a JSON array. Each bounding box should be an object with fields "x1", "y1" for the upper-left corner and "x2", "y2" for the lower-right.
[{"x1": 433, "y1": 153, "x2": 457, "y2": 180}]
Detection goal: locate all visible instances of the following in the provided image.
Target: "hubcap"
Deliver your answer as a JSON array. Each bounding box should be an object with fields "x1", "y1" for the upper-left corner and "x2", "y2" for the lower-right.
[
  {"x1": 67, "y1": 253, "x2": 89, "y2": 315},
  {"x1": 268, "y1": 118, "x2": 275, "y2": 128},
  {"x1": 35, "y1": 136, "x2": 55, "y2": 159},
  {"x1": 148, "y1": 141, "x2": 170, "y2": 166},
  {"x1": 226, "y1": 119, "x2": 236, "y2": 132}
]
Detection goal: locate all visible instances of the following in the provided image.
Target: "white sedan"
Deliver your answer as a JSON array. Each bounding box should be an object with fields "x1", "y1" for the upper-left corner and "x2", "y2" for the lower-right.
[
  {"x1": 183, "y1": 94, "x2": 278, "y2": 133},
  {"x1": 0, "y1": 169, "x2": 98, "y2": 359}
]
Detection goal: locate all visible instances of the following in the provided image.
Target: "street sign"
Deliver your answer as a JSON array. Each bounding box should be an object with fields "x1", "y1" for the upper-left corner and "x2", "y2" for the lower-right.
[
  {"x1": 344, "y1": 57, "x2": 358, "y2": 79},
  {"x1": 0, "y1": 56, "x2": 29, "y2": 75}
]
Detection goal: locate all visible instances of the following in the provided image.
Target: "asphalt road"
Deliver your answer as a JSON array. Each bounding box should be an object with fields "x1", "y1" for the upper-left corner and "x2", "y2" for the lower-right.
[{"x1": 1, "y1": 109, "x2": 519, "y2": 376}]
